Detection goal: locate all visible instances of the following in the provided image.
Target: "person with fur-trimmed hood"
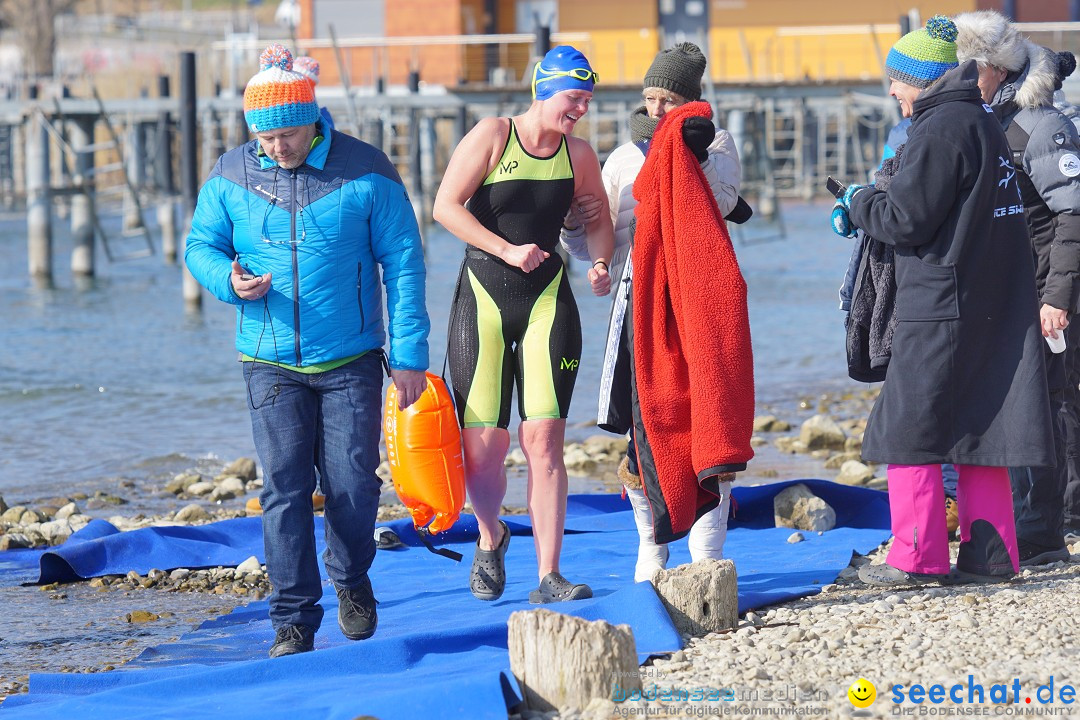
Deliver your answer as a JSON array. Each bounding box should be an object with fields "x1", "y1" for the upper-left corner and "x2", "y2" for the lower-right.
[{"x1": 954, "y1": 10, "x2": 1080, "y2": 566}]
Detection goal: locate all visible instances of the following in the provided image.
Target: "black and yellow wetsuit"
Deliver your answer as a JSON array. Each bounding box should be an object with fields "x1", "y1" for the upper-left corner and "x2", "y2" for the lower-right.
[{"x1": 448, "y1": 119, "x2": 582, "y2": 428}]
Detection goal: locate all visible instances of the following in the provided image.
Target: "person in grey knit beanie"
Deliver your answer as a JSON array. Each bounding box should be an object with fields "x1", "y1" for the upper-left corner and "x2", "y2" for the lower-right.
[{"x1": 642, "y1": 41, "x2": 707, "y2": 102}]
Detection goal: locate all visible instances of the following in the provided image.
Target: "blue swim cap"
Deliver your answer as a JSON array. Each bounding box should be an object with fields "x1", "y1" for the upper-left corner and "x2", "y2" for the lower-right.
[{"x1": 532, "y1": 45, "x2": 597, "y2": 100}]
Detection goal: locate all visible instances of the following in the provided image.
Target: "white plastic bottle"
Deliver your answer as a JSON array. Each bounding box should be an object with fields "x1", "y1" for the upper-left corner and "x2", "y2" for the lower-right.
[{"x1": 1046, "y1": 330, "x2": 1067, "y2": 354}]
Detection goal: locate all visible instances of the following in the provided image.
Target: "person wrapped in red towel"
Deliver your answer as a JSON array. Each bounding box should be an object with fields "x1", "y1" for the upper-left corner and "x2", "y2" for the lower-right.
[{"x1": 628, "y1": 100, "x2": 755, "y2": 547}]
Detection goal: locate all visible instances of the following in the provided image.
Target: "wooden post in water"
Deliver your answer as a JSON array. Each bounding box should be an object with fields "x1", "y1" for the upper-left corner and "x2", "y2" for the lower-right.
[
  {"x1": 454, "y1": 104, "x2": 468, "y2": 145},
  {"x1": 419, "y1": 113, "x2": 435, "y2": 223},
  {"x1": 157, "y1": 75, "x2": 178, "y2": 265},
  {"x1": 179, "y1": 52, "x2": 202, "y2": 310},
  {"x1": 408, "y1": 70, "x2": 423, "y2": 231},
  {"x1": 124, "y1": 121, "x2": 148, "y2": 230},
  {"x1": 26, "y1": 91, "x2": 53, "y2": 288},
  {"x1": 69, "y1": 115, "x2": 96, "y2": 279}
]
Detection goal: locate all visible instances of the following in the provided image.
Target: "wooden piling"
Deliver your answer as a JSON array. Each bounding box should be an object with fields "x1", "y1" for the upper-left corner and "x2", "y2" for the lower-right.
[
  {"x1": 26, "y1": 108, "x2": 53, "y2": 288},
  {"x1": 454, "y1": 105, "x2": 468, "y2": 145},
  {"x1": 157, "y1": 75, "x2": 178, "y2": 264},
  {"x1": 179, "y1": 51, "x2": 202, "y2": 310},
  {"x1": 124, "y1": 121, "x2": 147, "y2": 230},
  {"x1": 408, "y1": 71, "x2": 423, "y2": 230},
  {"x1": 69, "y1": 116, "x2": 95, "y2": 278},
  {"x1": 419, "y1": 113, "x2": 436, "y2": 224}
]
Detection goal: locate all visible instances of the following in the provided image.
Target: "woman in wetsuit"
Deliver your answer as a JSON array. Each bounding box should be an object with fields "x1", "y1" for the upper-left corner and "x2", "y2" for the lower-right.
[{"x1": 433, "y1": 45, "x2": 615, "y2": 604}]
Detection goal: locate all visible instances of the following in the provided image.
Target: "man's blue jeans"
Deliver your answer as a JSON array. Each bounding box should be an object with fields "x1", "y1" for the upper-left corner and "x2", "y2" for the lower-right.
[{"x1": 244, "y1": 352, "x2": 384, "y2": 631}]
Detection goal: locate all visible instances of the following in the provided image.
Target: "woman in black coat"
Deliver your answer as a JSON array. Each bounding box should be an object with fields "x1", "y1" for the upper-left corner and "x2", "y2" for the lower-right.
[{"x1": 838, "y1": 17, "x2": 1055, "y2": 586}]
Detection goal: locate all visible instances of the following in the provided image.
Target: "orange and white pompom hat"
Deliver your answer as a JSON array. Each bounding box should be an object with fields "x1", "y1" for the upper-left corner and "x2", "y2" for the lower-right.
[
  {"x1": 293, "y1": 56, "x2": 320, "y2": 87},
  {"x1": 243, "y1": 44, "x2": 319, "y2": 133}
]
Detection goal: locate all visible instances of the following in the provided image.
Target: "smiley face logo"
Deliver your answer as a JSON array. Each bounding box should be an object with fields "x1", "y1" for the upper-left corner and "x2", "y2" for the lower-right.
[{"x1": 848, "y1": 678, "x2": 876, "y2": 708}]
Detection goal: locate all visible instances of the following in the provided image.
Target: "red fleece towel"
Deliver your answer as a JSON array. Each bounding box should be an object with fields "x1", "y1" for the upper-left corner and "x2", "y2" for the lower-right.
[{"x1": 631, "y1": 101, "x2": 755, "y2": 537}]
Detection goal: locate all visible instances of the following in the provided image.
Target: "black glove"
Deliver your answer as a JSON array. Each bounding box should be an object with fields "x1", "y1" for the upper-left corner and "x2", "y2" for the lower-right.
[
  {"x1": 681, "y1": 116, "x2": 714, "y2": 163},
  {"x1": 725, "y1": 196, "x2": 753, "y2": 225}
]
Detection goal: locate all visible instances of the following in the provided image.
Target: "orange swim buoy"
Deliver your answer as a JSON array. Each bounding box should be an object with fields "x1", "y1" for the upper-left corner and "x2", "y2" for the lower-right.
[{"x1": 383, "y1": 372, "x2": 465, "y2": 537}]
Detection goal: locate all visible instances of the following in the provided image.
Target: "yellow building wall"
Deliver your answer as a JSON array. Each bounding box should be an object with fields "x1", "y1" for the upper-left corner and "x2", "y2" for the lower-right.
[
  {"x1": 707, "y1": 0, "x2": 973, "y2": 26},
  {"x1": 559, "y1": 0, "x2": 980, "y2": 84}
]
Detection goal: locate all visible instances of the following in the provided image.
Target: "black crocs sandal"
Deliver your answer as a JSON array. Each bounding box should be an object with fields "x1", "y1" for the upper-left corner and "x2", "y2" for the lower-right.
[
  {"x1": 528, "y1": 572, "x2": 593, "y2": 604},
  {"x1": 374, "y1": 527, "x2": 405, "y2": 550},
  {"x1": 470, "y1": 520, "x2": 510, "y2": 601}
]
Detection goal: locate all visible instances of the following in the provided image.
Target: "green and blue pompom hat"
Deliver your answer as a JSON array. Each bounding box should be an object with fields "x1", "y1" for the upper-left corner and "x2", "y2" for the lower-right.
[{"x1": 886, "y1": 15, "x2": 959, "y2": 89}]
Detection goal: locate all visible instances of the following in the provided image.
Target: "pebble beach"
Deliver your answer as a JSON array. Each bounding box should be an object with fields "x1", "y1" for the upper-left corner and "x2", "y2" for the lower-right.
[{"x1": 3, "y1": 386, "x2": 1078, "y2": 718}]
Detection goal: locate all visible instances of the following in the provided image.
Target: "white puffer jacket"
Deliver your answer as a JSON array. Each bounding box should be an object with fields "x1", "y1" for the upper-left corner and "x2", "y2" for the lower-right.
[{"x1": 560, "y1": 130, "x2": 741, "y2": 281}]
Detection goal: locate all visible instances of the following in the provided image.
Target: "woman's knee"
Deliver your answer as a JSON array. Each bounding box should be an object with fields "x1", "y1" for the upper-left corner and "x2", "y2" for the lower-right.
[{"x1": 463, "y1": 427, "x2": 510, "y2": 474}]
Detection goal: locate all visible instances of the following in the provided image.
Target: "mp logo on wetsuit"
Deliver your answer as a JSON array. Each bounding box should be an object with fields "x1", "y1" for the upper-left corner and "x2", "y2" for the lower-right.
[
  {"x1": 499, "y1": 159, "x2": 519, "y2": 175},
  {"x1": 560, "y1": 357, "x2": 579, "y2": 371}
]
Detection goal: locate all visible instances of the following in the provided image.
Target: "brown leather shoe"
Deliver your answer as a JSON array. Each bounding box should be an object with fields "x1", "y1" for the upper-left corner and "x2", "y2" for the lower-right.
[
  {"x1": 945, "y1": 497, "x2": 959, "y2": 535},
  {"x1": 246, "y1": 493, "x2": 326, "y2": 515}
]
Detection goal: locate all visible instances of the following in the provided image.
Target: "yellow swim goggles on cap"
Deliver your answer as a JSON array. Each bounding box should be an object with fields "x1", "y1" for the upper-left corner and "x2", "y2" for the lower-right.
[{"x1": 531, "y1": 64, "x2": 599, "y2": 99}]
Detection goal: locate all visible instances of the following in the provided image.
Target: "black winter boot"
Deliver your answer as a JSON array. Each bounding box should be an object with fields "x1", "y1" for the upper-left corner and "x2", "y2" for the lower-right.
[{"x1": 950, "y1": 519, "x2": 1017, "y2": 584}]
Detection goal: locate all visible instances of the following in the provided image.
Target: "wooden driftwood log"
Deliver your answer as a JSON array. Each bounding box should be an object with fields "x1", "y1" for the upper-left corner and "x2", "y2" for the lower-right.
[
  {"x1": 508, "y1": 608, "x2": 640, "y2": 712},
  {"x1": 652, "y1": 558, "x2": 738, "y2": 637}
]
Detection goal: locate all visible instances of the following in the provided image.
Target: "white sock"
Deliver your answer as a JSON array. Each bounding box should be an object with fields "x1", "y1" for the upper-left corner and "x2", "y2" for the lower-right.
[
  {"x1": 688, "y1": 481, "x2": 731, "y2": 562},
  {"x1": 626, "y1": 486, "x2": 668, "y2": 582}
]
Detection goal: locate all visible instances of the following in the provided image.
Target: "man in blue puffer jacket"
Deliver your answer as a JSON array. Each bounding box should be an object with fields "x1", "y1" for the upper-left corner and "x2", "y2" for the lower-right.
[{"x1": 185, "y1": 44, "x2": 429, "y2": 658}]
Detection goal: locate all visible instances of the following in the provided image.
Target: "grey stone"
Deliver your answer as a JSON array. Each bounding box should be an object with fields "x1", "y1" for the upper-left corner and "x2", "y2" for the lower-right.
[
  {"x1": 38, "y1": 520, "x2": 72, "y2": 545},
  {"x1": 753, "y1": 415, "x2": 792, "y2": 432},
  {"x1": 174, "y1": 504, "x2": 211, "y2": 523},
  {"x1": 823, "y1": 452, "x2": 862, "y2": 470},
  {"x1": 186, "y1": 482, "x2": 214, "y2": 497},
  {"x1": 0, "y1": 533, "x2": 32, "y2": 550},
  {"x1": 19, "y1": 509, "x2": 43, "y2": 525},
  {"x1": 55, "y1": 502, "x2": 79, "y2": 520},
  {"x1": 166, "y1": 473, "x2": 202, "y2": 494},
  {"x1": 236, "y1": 555, "x2": 262, "y2": 574},
  {"x1": 219, "y1": 457, "x2": 257, "y2": 482},
  {"x1": 582, "y1": 434, "x2": 626, "y2": 457},
  {"x1": 0, "y1": 495, "x2": 6, "y2": 514},
  {"x1": 787, "y1": 532, "x2": 805, "y2": 543},
  {"x1": 508, "y1": 608, "x2": 639, "y2": 712},
  {"x1": 652, "y1": 559, "x2": 739, "y2": 637},
  {"x1": 209, "y1": 486, "x2": 238, "y2": 502},
  {"x1": 773, "y1": 436, "x2": 807, "y2": 454},
  {"x1": 799, "y1": 414, "x2": 847, "y2": 450},
  {"x1": 1, "y1": 506, "x2": 27, "y2": 523},
  {"x1": 216, "y1": 477, "x2": 246, "y2": 495},
  {"x1": 563, "y1": 445, "x2": 597, "y2": 473},
  {"x1": 67, "y1": 514, "x2": 90, "y2": 532},
  {"x1": 836, "y1": 460, "x2": 875, "y2": 486},
  {"x1": 773, "y1": 484, "x2": 836, "y2": 532},
  {"x1": 581, "y1": 698, "x2": 618, "y2": 719}
]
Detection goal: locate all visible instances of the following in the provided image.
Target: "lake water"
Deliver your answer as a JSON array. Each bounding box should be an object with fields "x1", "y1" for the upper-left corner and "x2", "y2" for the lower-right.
[{"x1": 0, "y1": 201, "x2": 859, "y2": 507}]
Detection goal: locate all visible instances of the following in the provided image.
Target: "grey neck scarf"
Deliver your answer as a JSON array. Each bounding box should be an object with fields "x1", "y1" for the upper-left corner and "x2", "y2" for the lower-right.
[{"x1": 630, "y1": 105, "x2": 658, "y2": 144}]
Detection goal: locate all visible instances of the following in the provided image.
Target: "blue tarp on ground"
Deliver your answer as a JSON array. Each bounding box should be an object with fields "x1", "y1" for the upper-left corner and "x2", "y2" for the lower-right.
[{"x1": 2, "y1": 480, "x2": 891, "y2": 719}]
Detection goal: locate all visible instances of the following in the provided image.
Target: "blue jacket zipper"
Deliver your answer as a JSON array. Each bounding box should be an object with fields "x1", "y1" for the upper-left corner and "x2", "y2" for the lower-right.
[{"x1": 290, "y1": 170, "x2": 302, "y2": 366}]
